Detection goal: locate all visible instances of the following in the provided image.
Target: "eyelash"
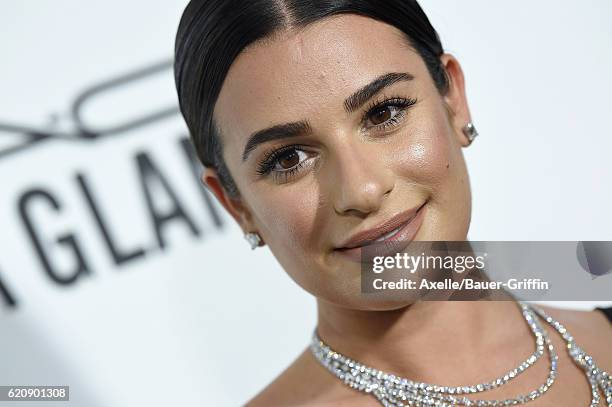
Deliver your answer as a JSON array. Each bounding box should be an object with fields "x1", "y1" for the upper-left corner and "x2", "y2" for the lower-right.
[
  {"x1": 362, "y1": 96, "x2": 417, "y2": 130},
  {"x1": 256, "y1": 144, "x2": 313, "y2": 183},
  {"x1": 256, "y1": 96, "x2": 418, "y2": 182}
]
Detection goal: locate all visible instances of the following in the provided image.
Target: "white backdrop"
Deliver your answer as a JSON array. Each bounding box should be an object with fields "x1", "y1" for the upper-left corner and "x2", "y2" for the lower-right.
[{"x1": 0, "y1": 1, "x2": 610, "y2": 406}]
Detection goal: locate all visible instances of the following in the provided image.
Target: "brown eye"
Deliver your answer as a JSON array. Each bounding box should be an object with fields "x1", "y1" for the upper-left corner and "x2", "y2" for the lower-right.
[
  {"x1": 370, "y1": 107, "x2": 392, "y2": 125},
  {"x1": 277, "y1": 150, "x2": 300, "y2": 169},
  {"x1": 257, "y1": 146, "x2": 314, "y2": 179}
]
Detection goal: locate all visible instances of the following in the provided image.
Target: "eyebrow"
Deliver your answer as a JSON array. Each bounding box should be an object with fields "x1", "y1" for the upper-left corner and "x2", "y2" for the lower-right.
[
  {"x1": 241, "y1": 71, "x2": 414, "y2": 162},
  {"x1": 344, "y1": 72, "x2": 414, "y2": 113}
]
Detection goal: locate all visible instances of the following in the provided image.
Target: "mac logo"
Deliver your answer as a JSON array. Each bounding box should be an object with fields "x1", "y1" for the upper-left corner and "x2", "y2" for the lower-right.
[{"x1": 1, "y1": 60, "x2": 178, "y2": 160}]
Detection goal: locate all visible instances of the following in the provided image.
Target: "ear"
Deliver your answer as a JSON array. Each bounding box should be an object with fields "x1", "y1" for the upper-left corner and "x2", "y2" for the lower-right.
[
  {"x1": 440, "y1": 53, "x2": 473, "y2": 147},
  {"x1": 201, "y1": 167, "x2": 260, "y2": 238}
]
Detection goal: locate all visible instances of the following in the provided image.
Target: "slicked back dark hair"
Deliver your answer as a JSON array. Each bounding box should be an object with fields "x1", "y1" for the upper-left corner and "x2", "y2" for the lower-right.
[{"x1": 174, "y1": 0, "x2": 448, "y2": 198}]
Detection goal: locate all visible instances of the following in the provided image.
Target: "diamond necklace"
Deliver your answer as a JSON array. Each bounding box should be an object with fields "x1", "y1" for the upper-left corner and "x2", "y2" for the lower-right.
[{"x1": 310, "y1": 301, "x2": 611, "y2": 406}]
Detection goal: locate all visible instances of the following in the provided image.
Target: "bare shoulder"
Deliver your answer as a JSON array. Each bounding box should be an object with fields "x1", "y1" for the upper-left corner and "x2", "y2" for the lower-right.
[
  {"x1": 244, "y1": 347, "x2": 376, "y2": 407},
  {"x1": 536, "y1": 303, "x2": 612, "y2": 370}
]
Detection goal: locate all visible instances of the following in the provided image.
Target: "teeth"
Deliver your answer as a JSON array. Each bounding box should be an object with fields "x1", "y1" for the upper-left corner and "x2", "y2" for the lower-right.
[
  {"x1": 373, "y1": 214, "x2": 417, "y2": 243},
  {"x1": 374, "y1": 225, "x2": 402, "y2": 242}
]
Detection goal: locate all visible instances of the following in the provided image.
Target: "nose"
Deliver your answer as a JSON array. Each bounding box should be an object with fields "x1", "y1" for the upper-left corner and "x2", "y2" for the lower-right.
[{"x1": 331, "y1": 140, "x2": 394, "y2": 216}]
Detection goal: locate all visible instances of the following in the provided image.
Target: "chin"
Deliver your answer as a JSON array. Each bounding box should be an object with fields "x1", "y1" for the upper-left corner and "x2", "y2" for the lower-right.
[
  {"x1": 352, "y1": 298, "x2": 418, "y2": 312},
  {"x1": 318, "y1": 286, "x2": 421, "y2": 311}
]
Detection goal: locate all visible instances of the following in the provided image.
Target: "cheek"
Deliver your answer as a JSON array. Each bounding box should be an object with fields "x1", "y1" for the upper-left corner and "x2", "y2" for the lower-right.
[
  {"x1": 391, "y1": 115, "x2": 454, "y2": 188},
  {"x1": 249, "y1": 183, "x2": 329, "y2": 290},
  {"x1": 249, "y1": 181, "x2": 321, "y2": 255},
  {"x1": 390, "y1": 104, "x2": 471, "y2": 239}
]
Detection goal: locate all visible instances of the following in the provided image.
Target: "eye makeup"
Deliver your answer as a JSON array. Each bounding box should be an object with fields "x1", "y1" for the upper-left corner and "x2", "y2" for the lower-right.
[
  {"x1": 255, "y1": 95, "x2": 419, "y2": 183},
  {"x1": 361, "y1": 95, "x2": 417, "y2": 131},
  {"x1": 256, "y1": 144, "x2": 316, "y2": 181}
]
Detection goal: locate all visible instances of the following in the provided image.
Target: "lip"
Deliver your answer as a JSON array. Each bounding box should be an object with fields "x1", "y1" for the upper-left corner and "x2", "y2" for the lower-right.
[{"x1": 334, "y1": 202, "x2": 427, "y2": 262}]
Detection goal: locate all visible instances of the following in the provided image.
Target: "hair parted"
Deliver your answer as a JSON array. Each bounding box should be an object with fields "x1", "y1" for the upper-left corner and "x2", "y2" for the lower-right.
[{"x1": 174, "y1": 0, "x2": 449, "y2": 198}]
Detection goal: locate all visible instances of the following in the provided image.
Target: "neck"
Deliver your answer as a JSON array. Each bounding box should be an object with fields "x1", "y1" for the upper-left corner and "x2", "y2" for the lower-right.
[{"x1": 315, "y1": 299, "x2": 531, "y2": 385}]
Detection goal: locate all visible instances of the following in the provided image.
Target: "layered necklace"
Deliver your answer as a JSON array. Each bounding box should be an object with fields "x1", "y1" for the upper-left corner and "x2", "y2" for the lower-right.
[{"x1": 310, "y1": 301, "x2": 611, "y2": 406}]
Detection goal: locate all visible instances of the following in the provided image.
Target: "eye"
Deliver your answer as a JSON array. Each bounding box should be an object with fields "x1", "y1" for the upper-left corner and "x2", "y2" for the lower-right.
[
  {"x1": 256, "y1": 145, "x2": 314, "y2": 182},
  {"x1": 363, "y1": 97, "x2": 417, "y2": 130},
  {"x1": 368, "y1": 105, "x2": 402, "y2": 126},
  {"x1": 273, "y1": 148, "x2": 306, "y2": 171}
]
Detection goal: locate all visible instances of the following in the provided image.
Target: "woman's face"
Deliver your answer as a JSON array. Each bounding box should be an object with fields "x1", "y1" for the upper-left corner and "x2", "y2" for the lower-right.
[{"x1": 208, "y1": 14, "x2": 473, "y2": 309}]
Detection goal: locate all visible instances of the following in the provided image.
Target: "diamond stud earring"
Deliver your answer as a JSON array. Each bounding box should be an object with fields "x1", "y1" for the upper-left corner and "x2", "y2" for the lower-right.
[
  {"x1": 244, "y1": 232, "x2": 262, "y2": 250},
  {"x1": 462, "y1": 122, "x2": 479, "y2": 145}
]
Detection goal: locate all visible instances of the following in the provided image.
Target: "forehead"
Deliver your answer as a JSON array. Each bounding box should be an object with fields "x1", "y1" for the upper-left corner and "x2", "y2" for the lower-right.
[{"x1": 214, "y1": 13, "x2": 427, "y2": 153}]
